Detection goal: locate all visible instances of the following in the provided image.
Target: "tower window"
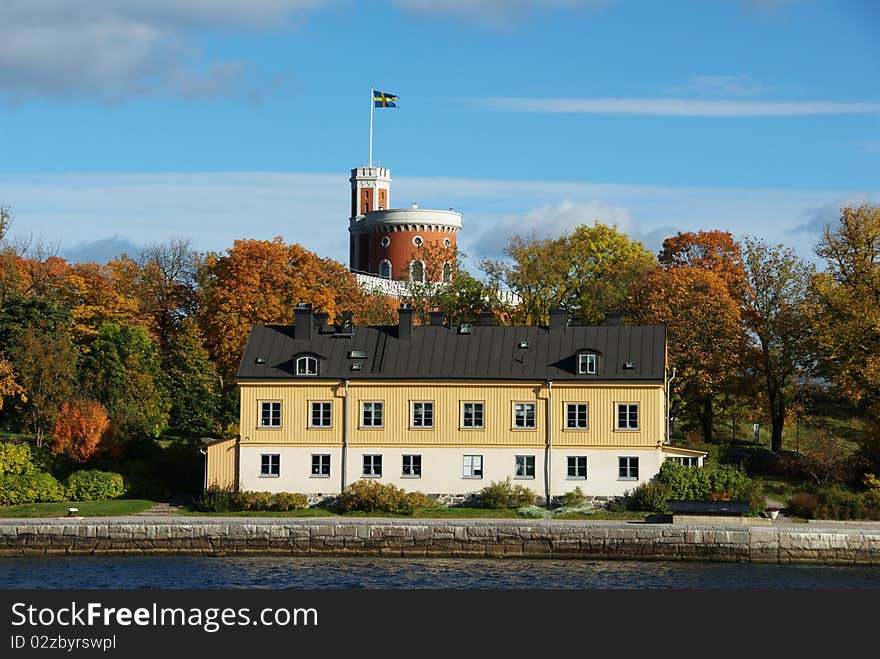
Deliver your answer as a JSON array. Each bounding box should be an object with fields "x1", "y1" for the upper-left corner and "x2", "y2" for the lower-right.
[
  {"x1": 410, "y1": 260, "x2": 425, "y2": 283},
  {"x1": 443, "y1": 238, "x2": 451, "y2": 248},
  {"x1": 442, "y1": 262, "x2": 452, "y2": 283},
  {"x1": 380, "y1": 235, "x2": 391, "y2": 248},
  {"x1": 412, "y1": 235, "x2": 424, "y2": 247},
  {"x1": 379, "y1": 260, "x2": 392, "y2": 279}
]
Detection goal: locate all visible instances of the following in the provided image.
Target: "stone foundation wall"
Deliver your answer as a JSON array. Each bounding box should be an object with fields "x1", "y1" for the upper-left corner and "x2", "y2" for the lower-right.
[{"x1": 1, "y1": 519, "x2": 880, "y2": 564}]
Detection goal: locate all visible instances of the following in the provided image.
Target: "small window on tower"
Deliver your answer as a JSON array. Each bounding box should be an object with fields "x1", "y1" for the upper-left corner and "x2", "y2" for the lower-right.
[
  {"x1": 413, "y1": 236, "x2": 424, "y2": 247},
  {"x1": 379, "y1": 260, "x2": 392, "y2": 279},
  {"x1": 380, "y1": 235, "x2": 390, "y2": 248},
  {"x1": 443, "y1": 238, "x2": 451, "y2": 248}
]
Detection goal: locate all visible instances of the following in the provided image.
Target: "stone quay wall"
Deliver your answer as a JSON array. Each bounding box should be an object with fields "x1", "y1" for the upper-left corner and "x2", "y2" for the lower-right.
[{"x1": 1, "y1": 518, "x2": 879, "y2": 565}]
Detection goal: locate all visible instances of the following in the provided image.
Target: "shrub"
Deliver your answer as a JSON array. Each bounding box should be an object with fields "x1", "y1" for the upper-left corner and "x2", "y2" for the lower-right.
[
  {"x1": 517, "y1": 505, "x2": 549, "y2": 518},
  {"x1": 787, "y1": 493, "x2": 819, "y2": 519},
  {"x1": 65, "y1": 470, "x2": 125, "y2": 501},
  {"x1": 479, "y1": 478, "x2": 537, "y2": 509},
  {"x1": 335, "y1": 480, "x2": 436, "y2": 514},
  {"x1": 812, "y1": 487, "x2": 880, "y2": 521},
  {"x1": 626, "y1": 480, "x2": 673, "y2": 512},
  {"x1": 0, "y1": 442, "x2": 33, "y2": 476},
  {"x1": 563, "y1": 486, "x2": 587, "y2": 508},
  {"x1": 657, "y1": 460, "x2": 764, "y2": 512},
  {"x1": 0, "y1": 472, "x2": 66, "y2": 505},
  {"x1": 272, "y1": 492, "x2": 309, "y2": 511},
  {"x1": 195, "y1": 487, "x2": 310, "y2": 512}
]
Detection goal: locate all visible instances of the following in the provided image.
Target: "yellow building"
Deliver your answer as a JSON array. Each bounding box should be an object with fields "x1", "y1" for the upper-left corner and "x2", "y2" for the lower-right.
[{"x1": 207, "y1": 305, "x2": 705, "y2": 504}]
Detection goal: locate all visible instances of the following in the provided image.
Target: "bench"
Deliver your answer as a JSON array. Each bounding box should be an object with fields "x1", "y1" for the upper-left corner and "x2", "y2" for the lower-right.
[{"x1": 666, "y1": 499, "x2": 750, "y2": 516}]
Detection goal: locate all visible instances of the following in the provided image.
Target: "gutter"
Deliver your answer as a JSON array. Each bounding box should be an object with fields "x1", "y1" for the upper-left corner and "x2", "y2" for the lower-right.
[{"x1": 545, "y1": 380, "x2": 553, "y2": 509}]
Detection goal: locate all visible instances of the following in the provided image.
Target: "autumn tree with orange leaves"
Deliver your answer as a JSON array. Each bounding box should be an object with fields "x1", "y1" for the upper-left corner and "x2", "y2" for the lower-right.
[
  {"x1": 199, "y1": 237, "x2": 367, "y2": 378},
  {"x1": 50, "y1": 399, "x2": 110, "y2": 463},
  {"x1": 629, "y1": 266, "x2": 746, "y2": 443}
]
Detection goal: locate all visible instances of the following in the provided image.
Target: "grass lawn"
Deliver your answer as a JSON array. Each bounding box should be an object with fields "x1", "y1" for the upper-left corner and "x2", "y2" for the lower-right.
[{"x1": 0, "y1": 499, "x2": 158, "y2": 518}]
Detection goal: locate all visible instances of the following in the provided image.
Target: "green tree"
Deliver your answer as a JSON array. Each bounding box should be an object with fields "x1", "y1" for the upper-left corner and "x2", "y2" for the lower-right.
[
  {"x1": 482, "y1": 222, "x2": 656, "y2": 325},
  {"x1": 742, "y1": 237, "x2": 813, "y2": 451},
  {"x1": 15, "y1": 325, "x2": 77, "y2": 446},
  {"x1": 82, "y1": 322, "x2": 170, "y2": 439},
  {"x1": 164, "y1": 319, "x2": 222, "y2": 438}
]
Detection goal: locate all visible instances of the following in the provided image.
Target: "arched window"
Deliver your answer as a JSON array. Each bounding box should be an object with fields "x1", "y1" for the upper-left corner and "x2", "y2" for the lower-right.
[
  {"x1": 380, "y1": 235, "x2": 391, "y2": 248},
  {"x1": 379, "y1": 260, "x2": 392, "y2": 279},
  {"x1": 412, "y1": 235, "x2": 424, "y2": 247},
  {"x1": 410, "y1": 260, "x2": 425, "y2": 283},
  {"x1": 442, "y1": 262, "x2": 452, "y2": 283},
  {"x1": 296, "y1": 355, "x2": 318, "y2": 376},
  {"x1": 443, "y1": 238, "x2": 451, "y2": 248}
]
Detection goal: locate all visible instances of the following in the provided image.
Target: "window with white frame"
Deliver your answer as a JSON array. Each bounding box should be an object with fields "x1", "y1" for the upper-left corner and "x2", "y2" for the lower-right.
[
  {"x1": 310, "y1": 401, "x2": 331, "y2": 428},
  {"x1": 616, "y1": 403, "x2": 639, "y2": 430},
  {"x1": 259, "y1": 401, "x2": 281, "y2": 428},
  {"x1": 462, "y1": 402, "x2": 484, "y2": 428},
  {"x1": 619, "y1": 456, "x2": 639, "y2": 480},
  {"x1": 578, "y1": 353, "x2": 598, "y2": 375},
  {"x1": 296, "y1": 355, "x2": 318, "y2": 376},
  {"x1": 667, "y1": 456, "x2": 698, "y2": 468},
  {"x1": 463, "y1": 455, "x2": 483, "y2": 478},
  {"x1": 402, "y1": 454, "x2": 421, "y2": 478},
  {"x1": 363, "y1": 454, "x2": 382, "y2": 477},
  {"x1": 515, "y1": 455, "x2": 535, "y2": 479},
  {"x1": 361, "y1": 402, "x2": 384, "y2": 427},
  {"x1": 513, "y1": 402, "x2": 536, "y2": 429},
  {"x1": 260, "y1": 454, "x2": 280, "y2": 477},
  {"x1": 379, "y1": 259, "x2": 392, "y2": 279},
  {"x1": 311, "y1": 454, "x2": 330, "y2": 477},
  {"x1": 565, "y1": 403, "x2": 589, "y2": 429},
  {"x1": 411, "y1": 401, "x2": 434, "y2": 428},
  {"x1": 567, "y1": 456, "x2": 587, "y2": 480}
]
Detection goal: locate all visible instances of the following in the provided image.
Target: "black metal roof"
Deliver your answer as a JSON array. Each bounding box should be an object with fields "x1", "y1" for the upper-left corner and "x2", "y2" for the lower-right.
[{"x1": 237, "y1": 320, "x2": 666, "y2": 382}]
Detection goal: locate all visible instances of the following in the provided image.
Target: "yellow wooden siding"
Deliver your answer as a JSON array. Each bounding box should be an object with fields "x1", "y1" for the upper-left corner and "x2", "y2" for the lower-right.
[
  {"x1": 206, "y1": 437, "x2": 237, "y2": 489},
  {"x1": 239, "y1": 381, "x2": 664, "y2": 448}
]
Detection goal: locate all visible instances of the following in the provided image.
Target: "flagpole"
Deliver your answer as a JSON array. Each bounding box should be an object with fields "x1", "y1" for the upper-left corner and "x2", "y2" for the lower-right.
[{"x1": 369, "y1": 87, "x2": 374, "y2": 167}]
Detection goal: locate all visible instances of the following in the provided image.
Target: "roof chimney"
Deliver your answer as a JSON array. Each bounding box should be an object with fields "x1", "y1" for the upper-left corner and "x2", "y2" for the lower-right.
[
  {"x1": 604, "y1": 312, "x2": 622, "y2": 326},
  {"x1": 479, "y1": 310, "x2": 495, "y2": 326},
  {"x1": 294, "y1": 303, "x2": 313, "y2": 340},
  {"x1": 398, "y1": 304, "x2": 413, "y2": 339},
  {"x1": 428, "y1": 311, "x2": 445, "y2": 326},
  {"x1": 549, "y1": 309, "x2": 567, "y2": 333},
  {"x1": 313, "y1": 312, "x2": 329, "y2": 332}
]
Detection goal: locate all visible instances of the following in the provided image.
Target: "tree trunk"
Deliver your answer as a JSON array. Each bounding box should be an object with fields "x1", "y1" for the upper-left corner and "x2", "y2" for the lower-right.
[
  {"x1": 767, "y1": 380, "x2": 786, "y2": 452},
  {"x1": 699, "y1": 397, "x2": 714, "y2": 443}
]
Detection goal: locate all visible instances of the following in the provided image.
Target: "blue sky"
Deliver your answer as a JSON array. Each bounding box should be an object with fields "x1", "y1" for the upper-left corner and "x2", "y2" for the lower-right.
[{"x1": 1, "y1": 0, "x2": 878, "y2": 270}]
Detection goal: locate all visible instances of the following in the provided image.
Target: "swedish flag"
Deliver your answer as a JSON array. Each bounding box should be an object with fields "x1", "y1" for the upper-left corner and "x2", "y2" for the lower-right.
[{"x1": 373, "y1": 90, "x2": 398, "y2": 108}]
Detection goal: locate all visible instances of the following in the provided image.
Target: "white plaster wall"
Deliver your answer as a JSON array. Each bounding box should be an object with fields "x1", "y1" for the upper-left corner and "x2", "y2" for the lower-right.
[{"x1": 238, "y1": 446, "x2": 663, "y2": 499}]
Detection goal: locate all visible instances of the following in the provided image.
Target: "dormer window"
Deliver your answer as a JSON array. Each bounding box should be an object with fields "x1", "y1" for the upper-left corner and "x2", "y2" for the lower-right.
[
  {"x1": 296, "y1": 355, "x2": 318, "y2": 376},
  {"x1": 578, "y1": 353, "x2": 598, "y2": 375}
]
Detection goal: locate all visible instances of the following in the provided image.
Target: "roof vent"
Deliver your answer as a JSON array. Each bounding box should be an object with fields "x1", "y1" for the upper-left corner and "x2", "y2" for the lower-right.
[
  {"x1": 255, "y1": 357, "x2": 266, "y2": 364},
  {"x1": 458, "y1": 323, "x2": 472, "y2": 335},
  {"x1": 519, "y1": 340, "x2": 530, "y2": 349},
  {"x1": 623, "y1": 362, "x2": 636, "y2": 370},
  {"x1": 349, "y1": 350, "x2": 368, "y2": 359},
  {"x1": 351, "y1": 363, "x2": 363, "y2": 371}
]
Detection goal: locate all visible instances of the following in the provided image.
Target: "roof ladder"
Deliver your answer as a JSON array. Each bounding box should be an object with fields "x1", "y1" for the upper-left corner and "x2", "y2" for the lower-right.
[{"x1": 371, "y1": 332, "x2": 387, "y2": 373}]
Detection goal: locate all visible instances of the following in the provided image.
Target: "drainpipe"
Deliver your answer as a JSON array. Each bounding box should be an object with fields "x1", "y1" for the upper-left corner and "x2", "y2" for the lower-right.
[
  {"x1": 665, "y1": 367, "x2": 676, "y2": 445},
  {"x1": 545, "y1": 380, "x2": 553, "y2": 509},
  {"x1": 198, "y1": 448, "x2": 207, "y2": 493},
  {"x1": 342, "y1": 379, "x2": 349, "y2": 493}
]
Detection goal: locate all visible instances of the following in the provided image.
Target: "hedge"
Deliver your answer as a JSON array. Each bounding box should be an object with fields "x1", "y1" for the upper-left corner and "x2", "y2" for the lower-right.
[
  {"x1": 65, "y1": 470, "x2": 125, "y2": 501},
  {"x1": 0, "y1": 472, "x2": 67, "y2": 505}
]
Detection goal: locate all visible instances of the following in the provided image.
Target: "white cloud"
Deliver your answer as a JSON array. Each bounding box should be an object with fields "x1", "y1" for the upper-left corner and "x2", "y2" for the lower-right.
[
  {"x1": 466, "y1": 200, "x2": 633, "y2": 259},
  {"x1": 2, "y1": 172, "x2": 876, "y2": 271},
  {"x1": 671, "y1": 75, "x2": 767, "y2": 98},
  {"x1": 0, "y1": 1, "x2": 326, "y2": 102},
  {"x1": 477, "y1": 97, "x2": 880, "y2": 117},
  {"x1": 392, "y1": 0, "x2": 607, "y2": 25}
]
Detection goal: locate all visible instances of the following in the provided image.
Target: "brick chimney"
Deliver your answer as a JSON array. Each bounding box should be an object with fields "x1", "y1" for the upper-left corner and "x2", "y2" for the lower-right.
[
  {"x1": 604, "y1": 312, "x2": 622, "y2": 326},
  {"x1": 428, "y1": 311, "x2": 445, "y2": 326},
  {"x1": 398, "y1": 304, "x2": 413, "y2": 339},
  {"x1": 549, "y1": 309, "x2": 567, "y2": 333},
  {"x1": 294, "y1": 303, "x2": 313, "y2": 339},
  {"x1": 479, "y1": 310, "x2": 495, "y2": 326}
]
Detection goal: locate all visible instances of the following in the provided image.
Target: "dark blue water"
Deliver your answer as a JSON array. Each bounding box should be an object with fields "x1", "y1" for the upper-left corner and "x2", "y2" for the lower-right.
[{"x1": 1, "y1": 557, "x2": 879, "y2": 589}]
